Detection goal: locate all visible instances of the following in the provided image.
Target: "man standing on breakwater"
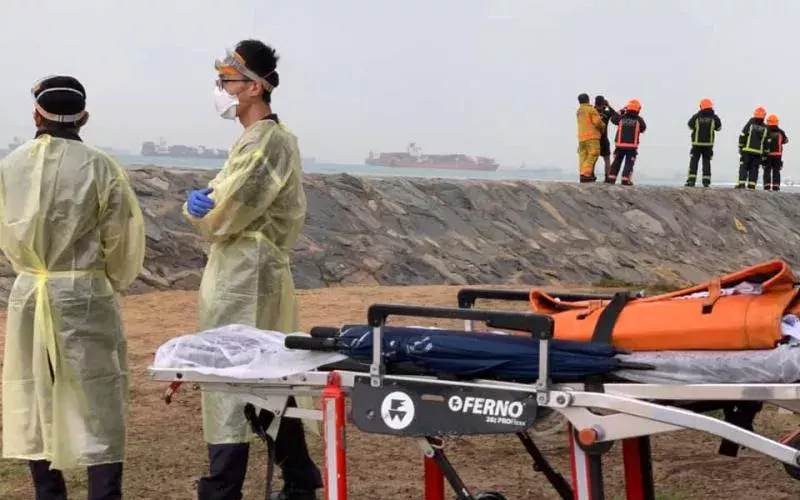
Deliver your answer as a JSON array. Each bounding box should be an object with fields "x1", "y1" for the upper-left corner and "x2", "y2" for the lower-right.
[
  {"x1": 737, "y1": 107, "x2": 770, "y2": 189},
  {"x1": 576, "y1": 93, "x2": 606, "y2": 183},
  {"x1": 763, "y1": 114, "x2": 788, "y2": 191},
  {"x1": 183, "y1": 40, "x2": 322, "y2": 500},
  {"x1": 607, "y1": 99, "x2": 646, "y2": 186},
  {"x1": 595, "y1": 95, "x2": 620, "y2": 182},
  {"x1": 685, "y1": 98, "x2": 722, "y2": 187},
  {"x1": 1, "y1": 75, "x2": 145, "y2": 499}
]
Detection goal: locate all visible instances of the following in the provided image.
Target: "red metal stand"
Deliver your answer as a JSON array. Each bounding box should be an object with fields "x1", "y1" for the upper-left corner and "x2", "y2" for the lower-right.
[
  {"x1": 568, "y1": 424, "x2": 593, "y2": 499},
  {"x1": 424, "y1": 452, "x2": 445, "y2": 500},
  {"x1": 568, "y1": 426, "x2": 656, "y2": 500},
  {"x1": 322, "y1": 371, "x2": 348, "y2": 500},
  {"x1": 622, "y1": 437, "x2": 655, "y2": 500}
]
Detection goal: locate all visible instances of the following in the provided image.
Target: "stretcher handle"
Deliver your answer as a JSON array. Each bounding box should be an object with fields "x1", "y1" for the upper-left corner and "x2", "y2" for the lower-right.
[
  {"x1": 309, "y1": 326, "x2": 340, "y2": 338},
  {"x1": 457, "y1": 287, "x2": 620, "y2": 309},
  {"x1": 457, "y1": 288, "x2": 530, "y2": 308},
  {"x1": 284, "y1": 335, "x2": 339, "y2": 351},
  {"x1": 366, "y1": 304, "x2": 554, "y2": 340}
]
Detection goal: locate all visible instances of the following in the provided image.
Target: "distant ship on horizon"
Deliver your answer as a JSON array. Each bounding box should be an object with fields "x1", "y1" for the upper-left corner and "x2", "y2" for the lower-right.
[
  {"x1": 365, "y1": 142, "x2": 499, "y2": 171},
  {"x1": 141, "y1": 138, "x2": 228, "y2": 159},
  {"x1": 141, "y1": 138, "x2": 318, "y2": 165}
]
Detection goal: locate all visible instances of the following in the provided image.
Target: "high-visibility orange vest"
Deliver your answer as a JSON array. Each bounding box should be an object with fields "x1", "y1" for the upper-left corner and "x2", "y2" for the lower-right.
[{"x1": 576, "y1": 104, "x2": 603, "y2": 141}]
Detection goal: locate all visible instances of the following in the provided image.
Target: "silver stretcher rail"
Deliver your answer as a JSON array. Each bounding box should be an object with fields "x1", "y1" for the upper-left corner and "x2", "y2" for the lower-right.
[
  {"x1": 148, "y1": 299, "x2": 800, "y2": 499},
  {"x1": 147, "y1": 366, "x2": 800, "y2": 468}
]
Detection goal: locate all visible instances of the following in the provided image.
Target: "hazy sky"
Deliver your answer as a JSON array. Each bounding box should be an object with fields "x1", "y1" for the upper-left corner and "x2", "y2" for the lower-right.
[{"x1": 3, "y1": 0, "x2": 800, "y2": 177}]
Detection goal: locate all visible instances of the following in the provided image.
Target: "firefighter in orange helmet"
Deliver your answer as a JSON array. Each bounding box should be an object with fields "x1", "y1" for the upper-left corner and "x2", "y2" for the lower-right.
[
  {"x1": 763, "y1": 114, "x2": 788, "y2": 191},
  {"x1": 737, "y1": 107, "x2": 771, "y2": 189},
  {"x1": 576, "y1": 93, "x2": 606, "y2": 183},
  {"x1": 685, "y1": 98, "x2": 721, "y2": 187},
  {"x1": 606, "y1": 99, "x2": 646, "y2": 186}
]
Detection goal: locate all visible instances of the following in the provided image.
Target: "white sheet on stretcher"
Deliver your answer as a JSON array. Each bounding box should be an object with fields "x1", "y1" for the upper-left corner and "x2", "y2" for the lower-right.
[
  {"x1": 152, "y1": 324, "x2": 348, "y2": 379},
  {"x1": 615, "y1": 340, "x2": 800, "y2": 384}
]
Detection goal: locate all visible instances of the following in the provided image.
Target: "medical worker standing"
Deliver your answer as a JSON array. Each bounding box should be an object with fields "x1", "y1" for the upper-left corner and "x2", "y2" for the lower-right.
[
  {"x1": 184, "y1": 40, "x2": 322, "y2": 500},
  {"x1": 0, "y1": 75, "x2": 145, "y2": 499}
]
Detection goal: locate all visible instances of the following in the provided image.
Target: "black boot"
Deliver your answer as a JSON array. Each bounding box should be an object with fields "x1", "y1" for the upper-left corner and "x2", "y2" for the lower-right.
[
  {"x1": 28, "y1": 460, "x2": 67, "y2": 500},
  {"x1": 88, "y1": 462, "x2": 123, "y2": 500},
  {"x1": 262, "y1": 398, "x2": 323, "y2": 499},
  {"x1": 197, "y1": 443, "x2": 250, "y2": 500}
]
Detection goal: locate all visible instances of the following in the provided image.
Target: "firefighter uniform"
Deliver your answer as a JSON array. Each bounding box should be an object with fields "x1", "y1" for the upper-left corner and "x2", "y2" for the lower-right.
[
  {"x1": 607, "y1": 99, "x2": 646, "y2": 186},
  {"x1": 576, "y1": 102, "x2": 606, "y2": 182},
  {"x1": 685, "y1": 99, "x2": 722, "y2": 187},
  {"x1": 763, "y1": 114, "x2": 788, "y2": 191},
  {"x1": 737, "y1": 107, "x2": 771, "y2": 189}
]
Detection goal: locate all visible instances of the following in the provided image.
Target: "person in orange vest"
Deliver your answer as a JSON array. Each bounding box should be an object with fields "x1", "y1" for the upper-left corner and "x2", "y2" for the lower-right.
[
  {"x1": 576, "y1": 93, "x2": 606, "y2": 183},
  {"x1": 685, "y1": 98, "x2": 722, "y2": 187},
  {"x1": 763, "y1": 114, "x2": 788, "y2": 191},
  {"x1": 606, "y1": 99, "x2": 646, "y2": 185},
  {"x1": 737, "y1": 107, "x2": 770, "y2": 189}
]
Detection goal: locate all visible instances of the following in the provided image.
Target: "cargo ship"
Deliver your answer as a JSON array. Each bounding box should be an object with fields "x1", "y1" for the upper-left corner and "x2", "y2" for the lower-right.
[
  {"x1": 365, "y1": 143, "x2": 499, "y2": 171},
  {"x1": 141, "y1": 139, "x2": 227, "y2": 159}
]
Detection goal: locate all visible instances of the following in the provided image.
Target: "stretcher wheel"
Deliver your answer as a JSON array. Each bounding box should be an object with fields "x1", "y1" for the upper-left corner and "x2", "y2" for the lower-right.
[
  {"x1": 474, "y1": 492, "x2": 507, "y2": 500},
  {"x1": 780, "y1": 429, "x2": 800, "y2": 481}
]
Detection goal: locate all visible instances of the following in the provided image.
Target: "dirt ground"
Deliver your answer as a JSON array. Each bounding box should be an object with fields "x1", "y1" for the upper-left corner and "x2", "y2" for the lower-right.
[{"x1": 1, "y1": 284, "x2": 800, "y2": 499}]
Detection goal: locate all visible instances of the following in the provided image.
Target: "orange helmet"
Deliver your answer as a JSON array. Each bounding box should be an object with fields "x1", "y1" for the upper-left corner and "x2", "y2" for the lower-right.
[
  {"x1": 767, "y1": 114, "x2": 779, "y2": 126},
  {"x1": 753, "y1": 107, "x2": 767, "y2": 119},
  {"x1": 699, "y1": 98, "x2": 713, "y2": 110},
  {"x1": 626, "y1": 99, "x2": 642, "y2": 112}
]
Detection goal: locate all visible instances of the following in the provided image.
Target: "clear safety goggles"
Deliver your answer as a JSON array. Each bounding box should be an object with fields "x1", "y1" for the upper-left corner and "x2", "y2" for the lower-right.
[
  {"x1": 30, "y1": 75, "x2": 87, "y2": 123},
  {"x1": 214, "y1": 48, "x2": 274, "y2": 92}
]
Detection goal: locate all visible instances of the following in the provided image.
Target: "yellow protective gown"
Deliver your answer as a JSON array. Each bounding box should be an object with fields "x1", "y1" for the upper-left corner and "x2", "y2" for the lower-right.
[
  {"x1": 0, "y1": 133, "x2": 145, "y2": 470},
  {"x1": 183, "y1": 118, "x2": 312, "y2": 444}
]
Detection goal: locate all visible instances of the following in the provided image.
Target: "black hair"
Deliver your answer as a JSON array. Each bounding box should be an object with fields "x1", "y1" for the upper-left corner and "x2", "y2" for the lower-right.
[
  {"x1": 34, "y1": 75, "x2": 86, "y2": 117},
  {"x1": 235, "y1": 39, "x2": 280, "y2": 104},
  {"x1": 578, "y1": 93, "x2": 589, "y2": 104},
  {"x1": 33, "y1": 75, "x2": 88, "y2": 131},
  {"x1": 594, "y1": 95, "x2": 605, "y2": 107}
]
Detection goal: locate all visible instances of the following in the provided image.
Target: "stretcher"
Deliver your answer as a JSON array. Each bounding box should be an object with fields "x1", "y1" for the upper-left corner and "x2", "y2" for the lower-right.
[{"x1": 148, "y1": 287, "x2": 800, "y2": 500}]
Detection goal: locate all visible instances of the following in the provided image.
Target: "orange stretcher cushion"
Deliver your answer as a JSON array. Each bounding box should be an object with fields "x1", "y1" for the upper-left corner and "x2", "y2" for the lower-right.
[{"x1": 529, "y1": 260, "x2": 799, "y2": 351}]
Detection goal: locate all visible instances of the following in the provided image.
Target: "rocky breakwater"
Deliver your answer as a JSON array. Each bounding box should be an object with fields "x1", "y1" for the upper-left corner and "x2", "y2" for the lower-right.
[{"x1": 0, "y1": 165, "x2": 798, "y2": 306}]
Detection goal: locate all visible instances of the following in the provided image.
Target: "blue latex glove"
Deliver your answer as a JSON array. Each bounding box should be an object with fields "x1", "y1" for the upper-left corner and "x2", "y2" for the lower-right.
[{"x1": 187, "y1": 187, "x2": 215, "y2": 218}]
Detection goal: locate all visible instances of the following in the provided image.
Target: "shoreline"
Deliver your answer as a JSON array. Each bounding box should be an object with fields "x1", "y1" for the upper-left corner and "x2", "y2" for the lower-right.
[{"x1": 0, "y1": 165, "x2": 796, "y2": 307}]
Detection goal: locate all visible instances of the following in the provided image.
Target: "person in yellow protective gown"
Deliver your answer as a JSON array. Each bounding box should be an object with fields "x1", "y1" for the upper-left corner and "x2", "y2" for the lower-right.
[
  {"x1": 576, "y1": 93, "x2": 606, "y2": 183},
  {"x1": 184, "y1": 40, "x2": 322, "y2": 500},
  {"x1": 0, "y1": 75, "x2": 145, "y2": 499}
]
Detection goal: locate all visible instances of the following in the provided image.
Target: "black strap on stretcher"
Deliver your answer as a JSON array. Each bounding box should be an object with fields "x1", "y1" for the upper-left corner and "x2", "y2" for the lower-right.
[
  {"x1": 585, "y1": 291, "x2": 634, "y2": 393},
  {"x1": 590, "y1": 291, "x2": 634, "y2": 345},
  {"x1": 244, "y1": 403, "x2": 278, "y2": 500},
  {"x1": 587, "y1": 291, "x2": 765, "y2": 459}
]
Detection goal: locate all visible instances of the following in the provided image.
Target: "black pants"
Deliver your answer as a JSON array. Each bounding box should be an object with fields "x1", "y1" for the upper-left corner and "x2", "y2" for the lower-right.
[
  {"x1": 607, "y1": 148, "x2": 637, "y2": 185},
  {"x1": 737, "y1": 152, "x2": 762, "y2": 189},
  {"x1": 762, "y1": 156, "x2": 783, "y2": 191},
  {"x1": 599, "y1": 134, "x2": 611, "y2": 158},
  {"x1": 28, "y1": 460, "x2": 122, "y2": 500},
  {"x1": 196, "y1": 397, "x2": 322, "y2": 500},
  {"x1": 686, "y1": 145, "x2": 713, "y2": 186}
]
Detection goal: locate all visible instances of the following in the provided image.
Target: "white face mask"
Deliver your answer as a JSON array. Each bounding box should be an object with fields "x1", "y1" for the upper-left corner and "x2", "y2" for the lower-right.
[{"x1": 214, "y1": 86, "x2": 239, "y2": 120}]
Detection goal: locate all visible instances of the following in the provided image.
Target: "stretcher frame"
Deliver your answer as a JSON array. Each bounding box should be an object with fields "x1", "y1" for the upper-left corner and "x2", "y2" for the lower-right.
[{"x1": 148, "y1": 288, "x2": 800, "y2": 500}]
